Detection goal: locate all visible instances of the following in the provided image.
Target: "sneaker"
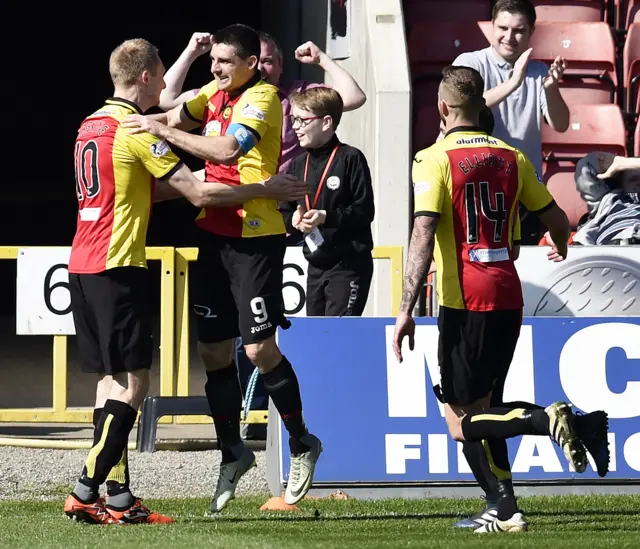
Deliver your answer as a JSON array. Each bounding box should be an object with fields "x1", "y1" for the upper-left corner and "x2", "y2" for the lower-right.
[
  {"x1": 573, "y1": 410, "x2": 610, "y2": 477},
  {"x1": 284, "y1": 433, "x2": 323, "y2": 505},
  {"x1": 474, "y1": 512, "x2": 528, "y2": 533},
  {"x1": 545, "y1": 401, "x2": 588, "y2": 473},
  {"x1": 64, "y1": 494, "x2": 121, "y2": 525},
  {"x1": 453, "y1": 499, "x2": 498, "y2": 528},
  {"x1": 106, "y1": 498, "x2": 174, "y2": 524},
  {"x1": 209, "y1": 448, "x2": 256, "y2": 513}
]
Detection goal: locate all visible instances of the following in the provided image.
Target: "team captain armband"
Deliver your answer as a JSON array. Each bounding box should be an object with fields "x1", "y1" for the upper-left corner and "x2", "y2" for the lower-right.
[{"x1": 226, "y1": 123, "x2": 259, "y2": 154}]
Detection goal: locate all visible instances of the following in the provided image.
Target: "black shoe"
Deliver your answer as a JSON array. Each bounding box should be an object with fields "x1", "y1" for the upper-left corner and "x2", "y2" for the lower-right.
[
  {"x1": 573, "y1": 410, "x2": 610, "y2": 477},
  {"x1": 453, "y1": 498, "x2": 498, "y2": 528}
]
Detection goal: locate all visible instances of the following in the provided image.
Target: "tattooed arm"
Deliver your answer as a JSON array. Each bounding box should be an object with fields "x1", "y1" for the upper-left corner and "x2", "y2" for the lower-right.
[
  {"x1": 393, "y1": 215, "x2": 438, "y2": 362},
  {"x1": 400, "y1": 216, "x2": 438, "y2": 313}
]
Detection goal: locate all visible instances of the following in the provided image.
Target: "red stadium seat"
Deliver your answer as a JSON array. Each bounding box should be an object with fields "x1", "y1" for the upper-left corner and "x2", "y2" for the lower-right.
[
  {"x1": 403, "y1": 0, "x2": 491, "y2": 24},
  {"x1": 529, "y1": 22, "x2": 617, "y2": 105},
  {"x1": 532, "y1": 0, "x2": 604, "y2": 22},
  {"x1": 408, "y1": 21, "x2": 491, "y2": 76},
  {"x1": 624, "y1": 23, "x2": 640, "y2": 112},
  {"x1": 542, "y1": 104, "x2": 627, "y2": 228},
  {"x1": 409, "y1": 21, "x2": 492, "y2": 153},
  {"x1": 635, "y1": 118, "x2": 640, "y2": 156}
]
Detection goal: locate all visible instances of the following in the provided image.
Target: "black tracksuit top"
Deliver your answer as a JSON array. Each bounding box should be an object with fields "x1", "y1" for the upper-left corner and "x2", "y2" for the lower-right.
[{"x1": 280, "y1": 135, "x2": 375, "y2": 269}]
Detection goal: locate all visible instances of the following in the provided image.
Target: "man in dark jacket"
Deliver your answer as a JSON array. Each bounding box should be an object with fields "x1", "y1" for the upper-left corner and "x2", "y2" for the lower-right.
[{"x1": 280, "y1": 87, "x2": 375, "y2": 316}]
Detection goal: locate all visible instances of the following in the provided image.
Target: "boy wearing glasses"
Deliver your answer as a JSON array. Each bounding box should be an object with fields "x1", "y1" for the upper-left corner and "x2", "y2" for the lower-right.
[{"x1": 280, "y1": 87, "x2": 375, "y2": 317}]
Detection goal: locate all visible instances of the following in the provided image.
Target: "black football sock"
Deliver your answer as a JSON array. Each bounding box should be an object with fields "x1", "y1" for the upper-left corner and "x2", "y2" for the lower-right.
[
  {"x1": 96, "y1": 404, "x2": 132, "y2": 499},
  {"x1": 462, "y1": 441, "x2": 496, "y2": 501},
  {"x1": 462, "y1": 407, "x2": 550, "y2": 441},
  {"x1": 74, "y1": 399, "x2": 137, "y2": 502},
  {"x1": 92, "y1": 407, "x2": 104, "y2": 445},
  {"x1": 260, "y1": 356, "x2": 309, "y2": 455},
  {"x1": 205, "y1": 363, "x2": 244, "y2": 463},
  {"x1": 482, "y1": 439, "x2": 519, "y2": 520},
  {"x1": 106, "y1": 448, "x2": 131, "y2": 498}
]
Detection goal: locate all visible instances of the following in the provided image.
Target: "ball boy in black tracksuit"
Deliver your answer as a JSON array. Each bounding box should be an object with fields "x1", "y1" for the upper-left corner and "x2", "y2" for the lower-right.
[{"x1": 280, "y1": 87, "x2": 375, "y2": 316}]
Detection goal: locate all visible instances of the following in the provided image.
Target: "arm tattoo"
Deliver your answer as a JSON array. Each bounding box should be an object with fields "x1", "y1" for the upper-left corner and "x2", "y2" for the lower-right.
[{"x1": 400, "y1": 217, "x2": 437, "y2": 314}]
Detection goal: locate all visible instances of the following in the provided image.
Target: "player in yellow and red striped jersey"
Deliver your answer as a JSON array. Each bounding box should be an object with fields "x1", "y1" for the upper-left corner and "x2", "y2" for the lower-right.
[
  {"x1": 122, "y1": 24, "x2": 322, "y2": 514},
  {"x1": 392, "y1": 66, "x2": 608, "y2": 534},
  {"x1": 65, "y1": 38, "x2": 306, "y2": 526}
]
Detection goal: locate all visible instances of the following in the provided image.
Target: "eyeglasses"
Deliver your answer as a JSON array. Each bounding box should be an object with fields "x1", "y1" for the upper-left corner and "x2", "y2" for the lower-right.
[{"x1": 290, "y1": 115, "x2": 323, "y2": 128}]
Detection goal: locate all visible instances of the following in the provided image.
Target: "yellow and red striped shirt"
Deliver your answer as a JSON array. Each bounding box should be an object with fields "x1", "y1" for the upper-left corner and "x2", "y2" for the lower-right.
[
  {"x1": 413, "y1": 129, "x2": 554, "y2": 311},
  {"x1": 183, "y1": 73, "x2": 284, "y2": 238},
  {"x1": 69, "y1": 98, "x2": 181, "y2": 274}
]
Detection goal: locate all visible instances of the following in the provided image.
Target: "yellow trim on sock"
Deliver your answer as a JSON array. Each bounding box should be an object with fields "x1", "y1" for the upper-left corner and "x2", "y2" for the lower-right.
[
  {"x1": 85, "y1": 414, "x2": 114, "y2": 479},
  {"x1": 106, "y1": 448, "x2": 128, "y2": 485},
  {"x1": 470, "y1": 408, "x2": 526, "y2": 423},
  {"x1": 482, "y1": 440, "x2": 512, "y2": 481}
]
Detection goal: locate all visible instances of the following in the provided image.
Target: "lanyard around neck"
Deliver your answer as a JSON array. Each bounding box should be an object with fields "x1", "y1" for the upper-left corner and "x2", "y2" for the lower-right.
[{"x1": 304, "y1": 146, "x2": 339, "y2": 210}]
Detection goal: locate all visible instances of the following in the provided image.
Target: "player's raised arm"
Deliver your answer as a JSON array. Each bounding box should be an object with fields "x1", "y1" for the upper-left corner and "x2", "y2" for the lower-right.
[{"x1": 159, "y1": 32, "x2": 212, "y2": 111}]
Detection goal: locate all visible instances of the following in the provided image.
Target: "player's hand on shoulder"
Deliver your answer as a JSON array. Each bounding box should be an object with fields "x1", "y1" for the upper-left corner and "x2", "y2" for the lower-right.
[
  {"x1": 295, "y1": 41, "x2": 323, "y2": 65},
  {"x1": 187, "y1": 32, "x2": 213, "y2": 57},
  {"x1": 264, "y1": 173, "x2": 308, "y2": 201},
  {"x1": 122, "y1": 114, "x2": 166, "y2": 138}
]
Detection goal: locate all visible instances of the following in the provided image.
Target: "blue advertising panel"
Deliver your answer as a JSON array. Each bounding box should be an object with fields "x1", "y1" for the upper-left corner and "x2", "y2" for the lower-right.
[{"x1": 277, "y1": 317, "x2": 640, "y2": 484}]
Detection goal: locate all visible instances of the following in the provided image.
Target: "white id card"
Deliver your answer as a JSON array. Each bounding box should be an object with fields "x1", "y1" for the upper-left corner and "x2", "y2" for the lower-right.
[{"x1": 305, "y1": 228, "x2": 325, "y2": 252}]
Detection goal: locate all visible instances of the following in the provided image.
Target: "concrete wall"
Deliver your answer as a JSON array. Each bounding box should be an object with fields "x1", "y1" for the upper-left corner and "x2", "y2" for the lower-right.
[{"x1": 261, "y1": 0, "x2": 412, "y2": 316}]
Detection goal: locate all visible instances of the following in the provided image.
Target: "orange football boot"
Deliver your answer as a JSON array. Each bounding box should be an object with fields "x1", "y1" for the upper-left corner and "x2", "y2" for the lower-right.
[
  {"x1": 64, "y1": 494, "x2": 121, "y2": 524},
  {"x1": 106, "y1": 498, "x2": 174, "y2": 524}
]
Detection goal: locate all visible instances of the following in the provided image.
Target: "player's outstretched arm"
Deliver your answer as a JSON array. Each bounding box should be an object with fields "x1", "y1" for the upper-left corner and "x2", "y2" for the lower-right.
[
  {"x1": 164, "y1": 164, "x2": 308, "y2": 207},
  {"x1": 392, "y1": 215, "x2": 438, "y2": 362},
  {"x1": 122, "y1": 114, "x2": 244, "y2": 165},
  {"x1": 159, "y1": 32, "x2": 212, "y2": 111}
]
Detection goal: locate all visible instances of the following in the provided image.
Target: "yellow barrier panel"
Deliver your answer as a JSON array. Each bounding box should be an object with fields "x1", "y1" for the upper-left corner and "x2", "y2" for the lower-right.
[
  {"x1": 0, "y1": 246, "x2": 175, "y2": 423},
  {"x1": 173, "y1": 246, "x2": 403, "y2": 424}
]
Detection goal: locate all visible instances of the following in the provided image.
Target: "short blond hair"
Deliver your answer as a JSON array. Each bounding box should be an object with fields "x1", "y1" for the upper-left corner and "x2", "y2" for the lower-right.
[
  {"x1": 109, "y1": 39, "x2": 161, "y2": 87},
  {"x1": 290, "y1": 87, "x2": 344, "y2": 129}
]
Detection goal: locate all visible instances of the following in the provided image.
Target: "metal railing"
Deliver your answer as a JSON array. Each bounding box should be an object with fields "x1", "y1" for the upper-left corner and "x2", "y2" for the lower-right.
[
  {"x1": 0, "y1": 246, "x2": 175, "y2": 423},
  {"x1": 0, "y1": 245, "x2": 403, "y2": 425}
]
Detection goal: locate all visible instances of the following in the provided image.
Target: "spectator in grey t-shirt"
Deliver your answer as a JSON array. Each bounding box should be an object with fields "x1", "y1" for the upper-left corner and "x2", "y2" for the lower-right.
[{"x1": 453, "y1": 0, "x2": 570, "y2": 242}]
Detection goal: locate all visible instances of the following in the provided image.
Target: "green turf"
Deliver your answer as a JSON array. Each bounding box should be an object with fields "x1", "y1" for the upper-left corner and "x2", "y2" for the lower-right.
[{"x1": 1, "y1": 495, "x2": 639, "y2": 548}]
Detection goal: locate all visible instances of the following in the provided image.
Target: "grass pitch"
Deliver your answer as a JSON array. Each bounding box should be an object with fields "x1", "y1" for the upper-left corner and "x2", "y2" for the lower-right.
[{"x1": 1, "y1": 494, "x2": 638, "y2": 548}]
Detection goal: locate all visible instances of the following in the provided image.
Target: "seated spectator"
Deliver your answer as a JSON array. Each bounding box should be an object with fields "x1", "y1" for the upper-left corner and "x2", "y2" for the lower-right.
[{"x1": 571, "y1": 153, "x2": 640, "y2": 245}]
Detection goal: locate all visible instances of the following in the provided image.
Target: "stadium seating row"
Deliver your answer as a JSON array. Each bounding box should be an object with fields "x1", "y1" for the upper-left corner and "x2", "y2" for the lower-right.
[
  {"x1": 403, "y1": 0, "x2": 638, "y2": 29},
  {"x1": 405, "y1": 2, "x2": 639, "y2": 230}
]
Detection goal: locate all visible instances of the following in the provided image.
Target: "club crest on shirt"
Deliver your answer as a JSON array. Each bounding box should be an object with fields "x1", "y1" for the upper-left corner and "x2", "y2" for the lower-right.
[
  {"x1": 150, "y1": 140, "x2": 170, "y2": 158},
  {"x1": 203, "y1": 120, "x2": 222, "y2": 137},
  {"x1": 223, "y1": 106, "x2": 232, "y2": 120},
  {"x1": 241, "y1": 103, "x2": 265, "y2": 120},
  {"x1": 327, "y1": 176, "x2": 340, "y2": 190}
]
